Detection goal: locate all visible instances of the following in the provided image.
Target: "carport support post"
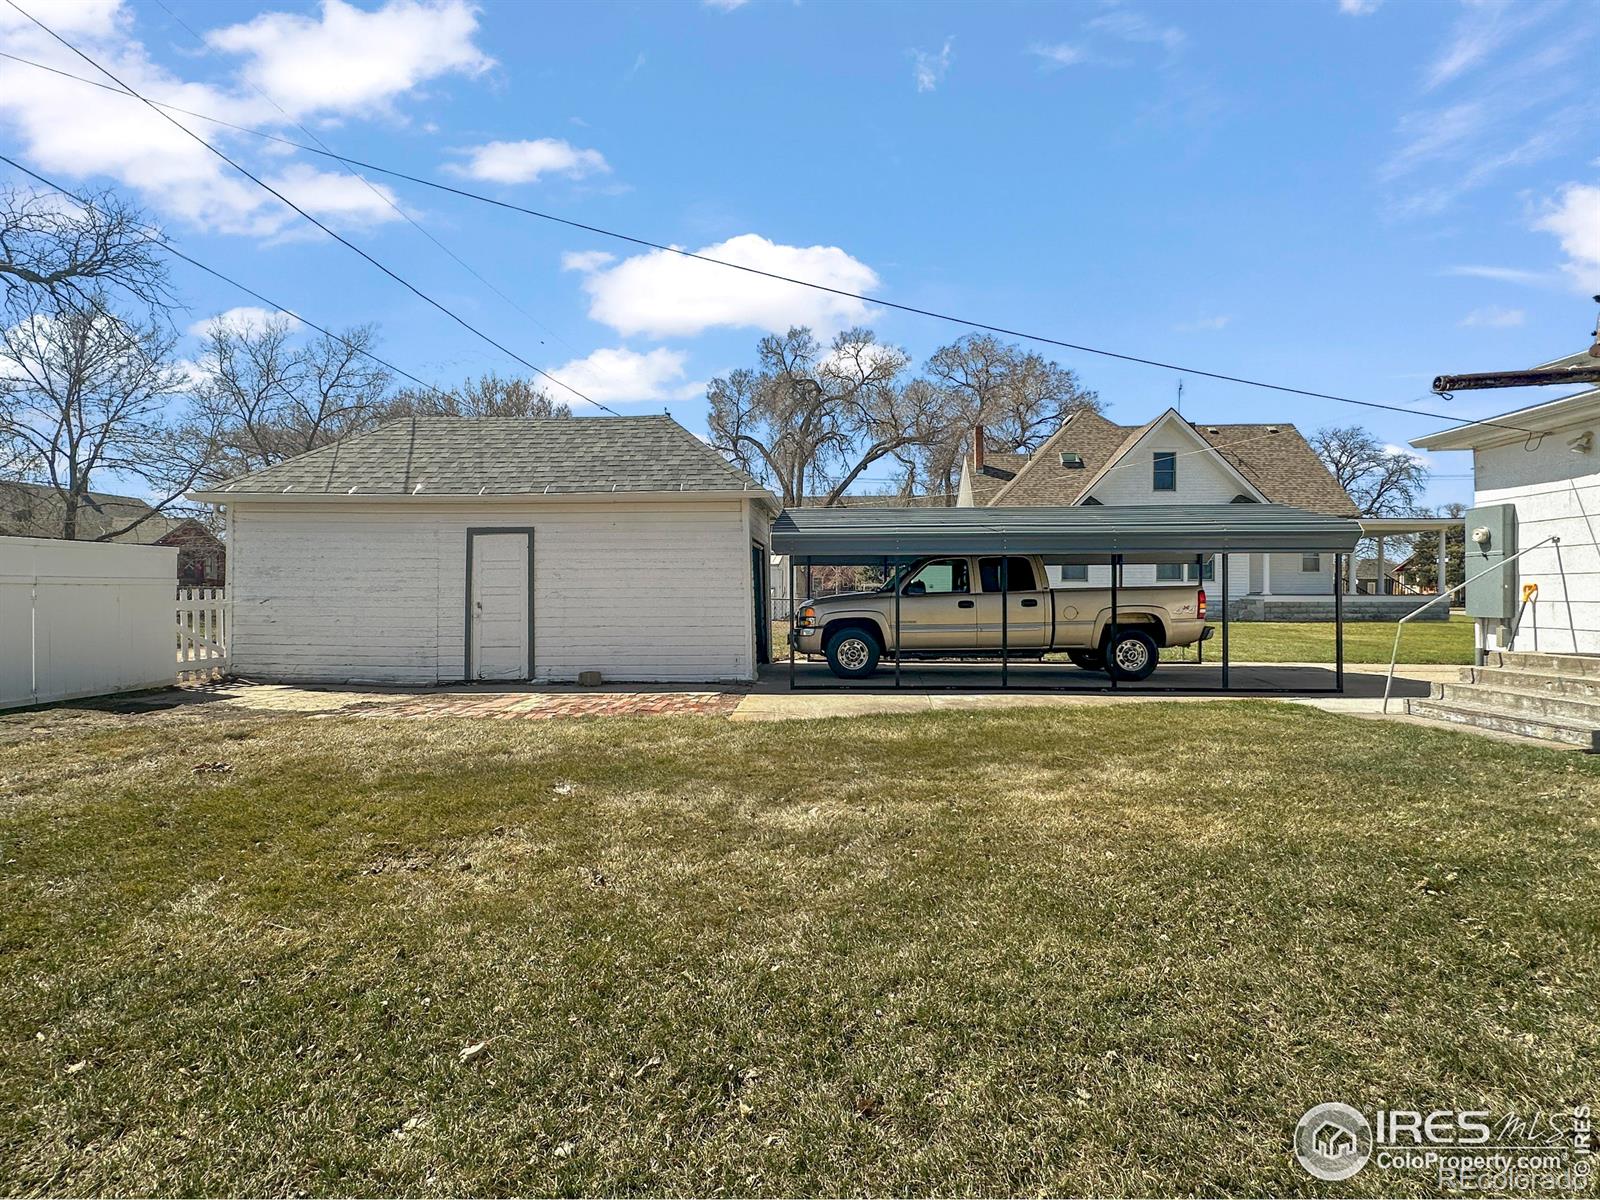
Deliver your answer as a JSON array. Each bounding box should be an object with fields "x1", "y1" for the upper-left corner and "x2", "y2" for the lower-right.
[
  {"x1": 893, "y1": 559, "x2": 903, "y2": 690},
  {"x1": 787, "y1": 556, "x2": 799, "y2": 690},
  {"x1": 1220, "y1": 552, "x2": 1230, "y2": 690},
  {"x1": 1000, "y1": 554, "x2": 1010, "y2": 689},
  {"x1": 1108, "y1": 554, "x2": 1119, "y2": 691},
  {"x1": 1334, "y1": 552, "x2": 1345, "y2": 693}
]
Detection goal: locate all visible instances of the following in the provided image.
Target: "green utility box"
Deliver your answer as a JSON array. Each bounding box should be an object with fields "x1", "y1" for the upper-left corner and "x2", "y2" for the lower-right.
[{"x1": 1464, "y1": 503, "x2": 1517, "y2": 619}]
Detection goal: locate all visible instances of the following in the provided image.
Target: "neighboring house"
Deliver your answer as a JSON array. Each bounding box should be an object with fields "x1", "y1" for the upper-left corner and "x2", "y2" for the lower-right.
[
  {"x1": 1412, "y1": 357, "x2": 1600, "y2": 655},
  {"x1": 955, "y1": 407, "x2": 1373, "y2": 617},
  {"x1": 1355, "y1": 556, "x2": 1411, "y2": 595},
  {"x1": 189, "y1": 416, "x2": 778, "y2": 685},
  {"x1": 0, "y1": 481, "x2": 225, "y2": 588}
]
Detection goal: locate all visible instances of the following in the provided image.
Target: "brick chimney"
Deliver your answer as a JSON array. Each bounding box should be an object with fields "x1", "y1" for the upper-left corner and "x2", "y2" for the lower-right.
[{"x1": 973, "y1": 424, "x2": 986, "y2": 472}]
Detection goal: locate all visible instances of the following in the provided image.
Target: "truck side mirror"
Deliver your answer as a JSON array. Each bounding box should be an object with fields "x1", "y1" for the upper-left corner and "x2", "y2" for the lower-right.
[{"x1": 903, "y1": 580, "x2": 926, "y2": 596}]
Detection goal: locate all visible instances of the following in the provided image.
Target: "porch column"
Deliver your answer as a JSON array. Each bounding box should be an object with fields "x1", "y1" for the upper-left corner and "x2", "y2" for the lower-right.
[
  {"x1": 1375, "y1": 537, "x2": 1384, "y2": 597},
  {"x1": 1348, "y1": 546, "x2": 1360, "y2": 595},
  {"x1": 1261, "y1": 552, "x2": 1273, "y2": 596},
  {"x1": 1436, "y1": 529, "x2": 1448, "y2": 597}
]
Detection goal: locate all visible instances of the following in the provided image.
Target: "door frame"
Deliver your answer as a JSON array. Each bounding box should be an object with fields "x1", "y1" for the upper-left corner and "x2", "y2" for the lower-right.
[{"x1": 464, "y1": 527, "x2": 535, "y2": 682}]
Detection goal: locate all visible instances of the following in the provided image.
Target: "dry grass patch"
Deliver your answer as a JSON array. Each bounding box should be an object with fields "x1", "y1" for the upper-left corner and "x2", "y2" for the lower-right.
[{"x1": 1, "y1": 701, "x2": 1598, "y2": 1196}]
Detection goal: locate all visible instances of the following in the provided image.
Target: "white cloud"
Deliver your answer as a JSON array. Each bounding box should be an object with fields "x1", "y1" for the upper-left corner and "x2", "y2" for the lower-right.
[
  {"x1": 188, "y1": 306, "x2": 302, "y2": 339},
  {"x1": 1176, "y1": 315, "x2": 1232, "y2": 333},
  {"x1": 0, "y1": 0, "x2": 123, "y2": 37},
  {"x1": 1534, "y1": 183, "x2": 1600, "y2": 291},
  {"x1": 1085, "y1": 9, "x2": 1185, "y2": 56},
  {"x1": 1338, "y1": 0, "x2": 1383, "y2": 14},
  {"x1": 450, "y1": 139, "x2": 609, "y2": 185},
  {"x1": 0, "y1": 0, "x2": 475, "y2": 236},
  {"x1": 206, "y1": 0, "x2": 492, "y2": 118},
  {"x1": 1458, "y1": 305, "x2": 1526, "y2": 328},
  {"x1": 1423, "y1": 0, "x2": 1542, "y2": 91},
  {"x1": 912, "y1": 38, "x2": 953, "y2": 93},
  {"x1": 262, "y1": 163, "x2": 403, "y2": 226},
  {"x1": 1029, "y1": 42, "x2": 1089, "y2": 68},
  {"x1": 560, "y1": 250, "x2": 616, "y2": 273},
  {"x1": 702, "y1": 0, "x2": 748, "y2": 9},
  {"x1": 573, "y1": 233, "x2": 880, "y2": 339},
  {"x1": 1445, "y1": 264, "x2": 1557, "y2": 286},
  {"x1": 546, "y1": 347, "x2": 701, "y2": 405}
]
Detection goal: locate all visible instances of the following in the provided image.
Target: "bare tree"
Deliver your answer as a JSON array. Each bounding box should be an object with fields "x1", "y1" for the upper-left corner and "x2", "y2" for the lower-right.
[
  {"x1": 917, "y1": 333, "x2": 1100, "y2": 500},
  {"x1": 707, "y1": 327, "x2": 936, "y2": 507},
  {"x1": 197, "y1": 319, "x2": 390, "y2": 479},
  {"x1": 0, "y1": 287, "x2": 209, "y2": 540},
  {"x1": 0, "y1": 186, "x2": 171, "y2": 314},
  {"x1": 1311, "y1": 425, "x2": 1431, "y2": 516},
  {"x1": 383, "y1": 372, "x2": 572, "y2": 419}
]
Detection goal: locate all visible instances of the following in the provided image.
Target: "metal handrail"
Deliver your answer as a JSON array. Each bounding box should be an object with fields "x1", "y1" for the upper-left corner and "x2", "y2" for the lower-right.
[{"x1": 1381, "y1": 535, "x2": 1559, "y2": 713}]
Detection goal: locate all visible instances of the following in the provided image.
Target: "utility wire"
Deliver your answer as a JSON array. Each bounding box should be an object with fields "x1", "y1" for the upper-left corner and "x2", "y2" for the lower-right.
[
  {"x1": 0, "y1": 154, "x2": 463, "y2": 408},
  {"x1": 1, "y1": 5, "x2": 620, "y2": 416},
  {"x1": 142, "y1": 0, "x2": 579, "y2": 356},
  {"x1": 0, "y1": 42, "x2": 1541, "y2": 437}
]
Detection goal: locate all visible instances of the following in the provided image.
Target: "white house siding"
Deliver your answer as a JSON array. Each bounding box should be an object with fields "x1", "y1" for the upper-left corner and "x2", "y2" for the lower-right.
[
  {"x1": 1, "y1": 535, "x2": 177, "y2": 709},
  {"x1": 229, "y1": 498, "x2": 760, "y2": 684},
  {"x1": 1474, "y1": 439, "x2": 1600, "y2": 654},
  {"x1": 1083, "y1": 429, "x2": 1252, "y2": 506}
]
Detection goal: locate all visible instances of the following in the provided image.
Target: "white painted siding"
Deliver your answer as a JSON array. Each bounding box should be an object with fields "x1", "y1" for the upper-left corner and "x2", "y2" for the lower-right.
[
  {"x1": 1, "y1": 536, "x2": 177, "y2": 709},
  {"x1": 1475, "y1": 437, "x2": 1600, "y2": 654},
  {"x1": 229, "y1": 498, "x2": 761, "y2": 683},
  {"x1": 1083, "y1": 432, "x2": 1253, "y2": 505},
  {"x1": 1259, "y1": 551, "x2": 1336, "y2": 596}
]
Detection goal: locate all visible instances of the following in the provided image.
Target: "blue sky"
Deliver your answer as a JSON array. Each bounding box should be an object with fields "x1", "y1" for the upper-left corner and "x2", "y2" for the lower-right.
[{"x1": 2, "y1": 0, "x2": 1597, "y2": 507}]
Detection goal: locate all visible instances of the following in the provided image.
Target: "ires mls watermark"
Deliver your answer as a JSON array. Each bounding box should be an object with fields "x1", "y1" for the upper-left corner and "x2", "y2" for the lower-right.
[{"x1": 1293, "y1": 1102, "x2": 1595, "y2": 1191}]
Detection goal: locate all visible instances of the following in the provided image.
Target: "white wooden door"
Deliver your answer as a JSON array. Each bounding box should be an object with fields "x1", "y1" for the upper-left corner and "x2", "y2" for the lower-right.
[{"x1": 470, "y1": 532, "x2": 530, "y2": 681}]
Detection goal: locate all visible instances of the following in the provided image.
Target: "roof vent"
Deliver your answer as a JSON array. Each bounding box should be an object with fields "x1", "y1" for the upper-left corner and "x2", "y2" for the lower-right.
[
  {"x1": 1266, "y1": 426, "x2": 1280, "y2": 433},
  {"x1": 1060, "y1": 451, "x2": 1085, "y2": 468},
  {"x1": 1206, "y1": 427, "x2": 1220, "y2": 435}
]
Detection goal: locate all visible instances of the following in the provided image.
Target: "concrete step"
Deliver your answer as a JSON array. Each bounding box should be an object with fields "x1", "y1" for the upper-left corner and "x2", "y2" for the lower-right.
[
  {"x1": 1404, "y1": 697, "x2": 1599, "y2": 750},
  {"x1": 1436, "y1": 681, "x2": 1600, "y2": 725},
  {"x1": 1459, "y1": 666, "x2": 1600, "y2": 700},
  {"x1": 1487, "y1": 650, "x2": 1600, "y2": 677}
]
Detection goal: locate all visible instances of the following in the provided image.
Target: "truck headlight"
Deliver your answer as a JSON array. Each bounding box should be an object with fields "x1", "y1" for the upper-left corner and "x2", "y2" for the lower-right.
[{"x1": 798, "y1": 605, "x2": 816, "y2": 629}]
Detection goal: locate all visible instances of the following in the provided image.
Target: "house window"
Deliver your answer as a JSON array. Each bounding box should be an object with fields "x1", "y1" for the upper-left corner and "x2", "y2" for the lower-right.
[
  {"x1": 1156, "y1": 563, "x2": 1185, "y2": 582},
  {"x1": 1157, "y1": 560, "x2": 1216, "y2": 583},
  {"x1": 1061, "y1": 564, "x2": 1089, "y2": 582},
  {"x1": 1153, "y1": 451, "x2": 1177, "y2": 491},
  {"x1": 1301, "y1": 553, "x2": 1322, "y2": 572}
]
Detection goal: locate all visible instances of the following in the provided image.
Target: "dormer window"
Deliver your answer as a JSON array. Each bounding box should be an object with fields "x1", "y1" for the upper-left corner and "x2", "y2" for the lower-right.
[{"x1": 1060, "y1": 452, "x2": 1085, "y2": 468}]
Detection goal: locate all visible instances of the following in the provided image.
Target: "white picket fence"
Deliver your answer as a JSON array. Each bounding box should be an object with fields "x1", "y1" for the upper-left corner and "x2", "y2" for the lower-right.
[{"x1": 176, "y1": 587, "x2": 230, "y2": 677}]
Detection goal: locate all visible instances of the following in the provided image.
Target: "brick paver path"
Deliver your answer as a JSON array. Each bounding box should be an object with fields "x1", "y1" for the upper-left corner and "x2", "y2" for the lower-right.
[{"x1": 367, "y1": 691, "x2": 741, "y2": 720}]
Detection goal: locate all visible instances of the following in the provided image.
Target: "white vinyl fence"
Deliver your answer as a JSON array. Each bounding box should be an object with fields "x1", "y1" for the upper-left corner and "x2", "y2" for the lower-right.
[
  {"x1": 176, "y1": 587, "x2": 230, "y2": 677},
  {"x1": 1, "y1": 535, "x2": 179, "y2": 710}
]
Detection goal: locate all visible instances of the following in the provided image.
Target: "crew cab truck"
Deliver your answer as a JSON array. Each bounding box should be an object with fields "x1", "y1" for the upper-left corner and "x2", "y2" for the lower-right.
[{"x1": 791, "y1": 554, "x2": 1212, "y2": 681}]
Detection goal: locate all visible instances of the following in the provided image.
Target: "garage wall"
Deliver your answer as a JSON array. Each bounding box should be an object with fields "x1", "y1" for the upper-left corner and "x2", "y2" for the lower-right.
[
  {"x1": 1, "y1": 535, "x2": 177, "y2": 709},
  {"x1": 229, "y1": 498, "x2": 760, "y2": 683}
]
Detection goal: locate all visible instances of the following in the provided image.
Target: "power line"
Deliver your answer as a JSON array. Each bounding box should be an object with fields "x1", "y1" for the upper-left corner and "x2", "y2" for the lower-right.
[
  {"x1": 142, "y1": 0, "x2": 579, "y2": 357},
  {"x1": 0, "y1": 153, "x2": 460, "y2": 407},
  {"x1": 0, "y1": 46, "x2": 1532, "y2": 437},
  {"x1": 1, "y1": 4, "x2": 620, "y2": 417}
]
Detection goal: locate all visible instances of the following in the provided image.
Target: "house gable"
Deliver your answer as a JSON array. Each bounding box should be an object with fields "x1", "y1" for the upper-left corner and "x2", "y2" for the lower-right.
[{"x1": 1076, "y1": 409, "x2": 1268, "y2": 506}]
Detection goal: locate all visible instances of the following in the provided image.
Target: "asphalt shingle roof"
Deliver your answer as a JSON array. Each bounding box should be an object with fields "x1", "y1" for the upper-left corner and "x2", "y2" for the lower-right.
[
  {"x1": 198, "y1": 416, "x2": 763, "y2": 497},
  {"x1": 972, "y1": 409, "x2": 1358, "y2": 516},
  {"x1": 0, "y1": 481, "x2": 205, "y2": 543}
]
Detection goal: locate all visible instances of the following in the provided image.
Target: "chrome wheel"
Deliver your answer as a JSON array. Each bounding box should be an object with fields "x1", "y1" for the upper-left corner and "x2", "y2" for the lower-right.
[
  {"x1": 836, "y1": 637, "x2": 872, "y2": 671},
  {"x1": 1113, "y1": 638, "x2": 1150, "y2": 673}
]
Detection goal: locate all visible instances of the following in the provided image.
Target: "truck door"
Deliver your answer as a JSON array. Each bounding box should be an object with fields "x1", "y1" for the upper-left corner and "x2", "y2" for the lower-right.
[
  {"x1": 974, "y1": 556, "x2": 1050, "y2": 649},
  {"x1": 897, "y1": 558, "x2": 977, "y2": 649}
]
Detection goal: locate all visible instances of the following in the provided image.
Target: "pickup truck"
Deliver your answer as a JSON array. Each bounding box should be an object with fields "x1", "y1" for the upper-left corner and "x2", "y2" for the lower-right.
[{"x1": 791, "y1": 553, "x2": 1211, "y2": 681}]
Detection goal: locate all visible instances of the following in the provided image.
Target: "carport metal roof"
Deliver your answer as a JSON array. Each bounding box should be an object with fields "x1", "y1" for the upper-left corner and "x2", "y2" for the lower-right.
[{"x1": 770, "y1": 503, "x2": 1362, "y2": 564}]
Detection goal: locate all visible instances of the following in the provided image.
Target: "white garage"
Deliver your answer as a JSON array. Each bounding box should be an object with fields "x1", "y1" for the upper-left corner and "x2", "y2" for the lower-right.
[{"x1": 191, "y1": 416, "x2": 777, "y2": 685}]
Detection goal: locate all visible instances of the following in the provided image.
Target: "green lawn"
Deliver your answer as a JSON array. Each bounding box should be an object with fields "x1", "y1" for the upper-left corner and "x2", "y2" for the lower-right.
[
  {"x1": 777, "y1": 614, "x2": 1474, "y2": 666},
  {"x1": 3, "y1": 702, "x2": 1597, "y2": 1196}
]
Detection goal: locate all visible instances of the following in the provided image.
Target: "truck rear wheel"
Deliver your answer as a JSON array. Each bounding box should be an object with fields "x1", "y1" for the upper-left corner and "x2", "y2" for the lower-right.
[
  {"x1": 825, "y1": 628, "x2": 881, "y2": 679},
  {"x1": 1107, "y1": 629, "x2": 1159, "y2": 682},
  {"x1": 1066, "y1": 649, "x2": 1105, "y2": 672}
]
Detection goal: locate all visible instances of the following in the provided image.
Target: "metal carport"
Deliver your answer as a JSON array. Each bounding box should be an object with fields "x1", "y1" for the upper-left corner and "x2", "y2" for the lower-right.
[{"x1": 770, "y1": 503, "x2": 1364, "y2": 693}]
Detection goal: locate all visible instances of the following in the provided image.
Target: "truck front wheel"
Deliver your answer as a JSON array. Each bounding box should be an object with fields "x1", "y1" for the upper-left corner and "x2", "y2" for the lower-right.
[
  {"x1": 1107, "y1": 629, "x2": 1159, "y2": 682},
  {"x1": 825, "y1": 628, "x2": 881, "y2": 679}
]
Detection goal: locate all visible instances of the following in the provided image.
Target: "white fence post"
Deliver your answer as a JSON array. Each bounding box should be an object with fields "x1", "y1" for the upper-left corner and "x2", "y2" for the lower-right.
[{"x1": 176, "y1": 586, "x2": 230, "y2": 679}]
